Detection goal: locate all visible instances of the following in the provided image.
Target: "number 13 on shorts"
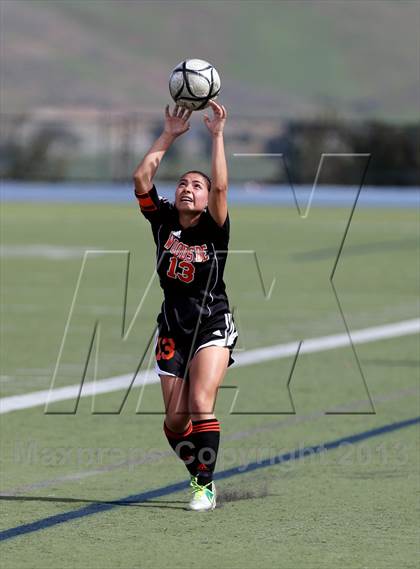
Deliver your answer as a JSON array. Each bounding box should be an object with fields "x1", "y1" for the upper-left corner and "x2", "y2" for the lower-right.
[{"x1": 156, "y1": 336, "x2": 176, "y2": 360}]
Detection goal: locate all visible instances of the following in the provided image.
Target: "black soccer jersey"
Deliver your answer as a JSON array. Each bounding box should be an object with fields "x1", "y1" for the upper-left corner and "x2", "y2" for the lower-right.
[{"x1": 136, "y1": 184, "x2": 231, "y2": 335}]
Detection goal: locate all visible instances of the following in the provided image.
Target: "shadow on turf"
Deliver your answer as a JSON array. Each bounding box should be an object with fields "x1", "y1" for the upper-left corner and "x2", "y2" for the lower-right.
[
  {"x1": 0, "y1": 495, "x2": 187, "y2": 510},
  {"x1": 0, "y1": 483, "x2": 272, "y2": 510},
  {"x1": 217, "y1": 482, "x2": 271, "y2": 505}
]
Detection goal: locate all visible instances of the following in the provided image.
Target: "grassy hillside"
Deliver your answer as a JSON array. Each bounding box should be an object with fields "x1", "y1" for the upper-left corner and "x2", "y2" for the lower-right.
[{"x1": 1, "y1": 0, "x2": 419, "y2": 120}]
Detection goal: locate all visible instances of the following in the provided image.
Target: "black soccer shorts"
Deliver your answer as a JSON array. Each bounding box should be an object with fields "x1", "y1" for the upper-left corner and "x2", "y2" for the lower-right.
[{"x1": 154, "y1": 312, "x2": 238, "y2": 379}]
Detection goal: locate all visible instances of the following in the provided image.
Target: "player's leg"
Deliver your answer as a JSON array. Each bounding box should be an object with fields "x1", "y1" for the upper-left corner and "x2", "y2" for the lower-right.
[
  {"x1": 160, "y1": 374, "x2": 190, "y2": 431},
  {"x1": 187, "y1": 346, "x2": 230, "y2": 510},
  {"x1": 160, "y1": 374, "x2": 196, "y2": 478},
  {"x1": 188, "y1": 345, "x2": 229, "y2": 420},
  {"x1": 155, "y1": 326, "x2": 197, "y2": 477}
]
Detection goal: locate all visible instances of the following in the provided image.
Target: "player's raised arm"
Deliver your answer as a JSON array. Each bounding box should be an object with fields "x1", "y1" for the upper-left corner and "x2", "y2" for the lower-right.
[
  {"x1": 133, "y1": 105, "x2": 192, "y2": 195},
  {"x1": 203, "y1": 101, "x2": 228, "y2": 227}
]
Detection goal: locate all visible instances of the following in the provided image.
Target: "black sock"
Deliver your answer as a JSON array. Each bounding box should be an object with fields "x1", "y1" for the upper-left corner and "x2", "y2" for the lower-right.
[
  {"x1": 191, "y1": 418, "x2": 220, "y2": 486},
  {"x1": 163, "y1": 420, "x2": 196, "y2": 477}
]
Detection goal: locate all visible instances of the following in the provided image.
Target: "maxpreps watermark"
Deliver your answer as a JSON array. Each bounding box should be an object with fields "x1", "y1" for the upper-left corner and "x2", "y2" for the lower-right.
[
  {"x1": 9, "y1": 439, "x2": 410, "y2": 471},
  {"x1": 11, "y1": 440, "x2": 167, "y2": 470}
]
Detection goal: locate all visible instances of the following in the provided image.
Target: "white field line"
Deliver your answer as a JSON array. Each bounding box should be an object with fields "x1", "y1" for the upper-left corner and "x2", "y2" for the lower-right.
[
  {"x1": 0, "y1": 245, "x2": 101, "y2": 260},
  {"x1": 1, "y1": 318, "x2": 419, "y2": 415}
]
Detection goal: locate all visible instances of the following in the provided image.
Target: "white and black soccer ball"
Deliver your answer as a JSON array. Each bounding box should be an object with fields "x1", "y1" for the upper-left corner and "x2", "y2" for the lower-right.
[{"x1": 169, "y1": 59, "x2": 221, "y2": 111}]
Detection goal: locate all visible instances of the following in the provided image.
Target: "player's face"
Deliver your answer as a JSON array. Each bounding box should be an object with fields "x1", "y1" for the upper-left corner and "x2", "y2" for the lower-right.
[{"x1": 175, "y1": 173, "x2": 209, "y2": 213}]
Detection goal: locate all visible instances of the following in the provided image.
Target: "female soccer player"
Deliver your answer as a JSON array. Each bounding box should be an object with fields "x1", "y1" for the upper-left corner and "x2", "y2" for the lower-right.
[{"x1": 133, "y1": 100, "x2": 237, "y2": 511}]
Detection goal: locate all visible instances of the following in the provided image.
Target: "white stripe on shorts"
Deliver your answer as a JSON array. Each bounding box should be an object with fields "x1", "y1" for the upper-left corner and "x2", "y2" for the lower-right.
[
  {"x1": 155, "y1": 363, "x2": 177, "y2": 377},
  {"x1": 193, "y1": 312, "x2": 238, "y2": 357}
]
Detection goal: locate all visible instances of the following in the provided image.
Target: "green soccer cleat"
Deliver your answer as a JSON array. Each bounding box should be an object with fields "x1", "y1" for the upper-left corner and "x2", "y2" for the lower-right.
[
  {"x1": 189, "y1": 474, "x2": 197, "y2": 487},
  {"x1": 188, "y1": 479, "x2": 216, "y2": 512}
]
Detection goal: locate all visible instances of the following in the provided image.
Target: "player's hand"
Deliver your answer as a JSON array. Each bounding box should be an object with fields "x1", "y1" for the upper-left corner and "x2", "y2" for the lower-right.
[
  {"x1": 163, "y1": 105, "x2": 192, "y2": 138},
  {"x1": 203, "y1": 100, "x2": 227, "y2": 136}
]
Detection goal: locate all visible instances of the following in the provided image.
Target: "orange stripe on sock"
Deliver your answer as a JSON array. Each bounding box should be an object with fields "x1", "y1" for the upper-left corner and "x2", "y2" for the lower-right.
[
  {"x1": 164, "y1": 421, "x2": 192, "y2": 439},
  {"x1": 193, "y1": 420, "x2": 219, "y2": 429},
  {"x1": 193, "y1": 426, "x2": 221, "y2": 433}
]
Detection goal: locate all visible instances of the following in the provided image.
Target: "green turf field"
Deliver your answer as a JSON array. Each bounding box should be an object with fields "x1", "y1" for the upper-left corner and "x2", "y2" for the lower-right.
[{"x1": 0, "y1": 201, "x2": 419, "y2": 568}]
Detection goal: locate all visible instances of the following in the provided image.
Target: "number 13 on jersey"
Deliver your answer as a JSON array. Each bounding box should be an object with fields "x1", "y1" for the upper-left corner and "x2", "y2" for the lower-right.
[{"x1": 166, "y1": 256, "x2": 195, "y2": 283}]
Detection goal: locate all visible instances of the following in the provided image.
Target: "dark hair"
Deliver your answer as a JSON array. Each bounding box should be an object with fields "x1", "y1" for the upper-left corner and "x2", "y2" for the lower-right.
[{"x1": 179, "y1": 170, "x2": 211, "y2": 191}]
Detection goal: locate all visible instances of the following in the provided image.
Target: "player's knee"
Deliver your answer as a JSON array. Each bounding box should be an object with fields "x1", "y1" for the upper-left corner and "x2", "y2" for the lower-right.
[
  {"x1": 165, "y1": 413, "x2": 190, "y2": 433},
  {"x1": 189, "y1": 392, "x2": 215, "y2": 415}
]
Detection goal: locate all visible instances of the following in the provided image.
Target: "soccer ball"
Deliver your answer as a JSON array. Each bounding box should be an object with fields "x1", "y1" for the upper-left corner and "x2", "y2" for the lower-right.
[{"x1": 169, "y1": 59, "x2": 221, "y2": 111}]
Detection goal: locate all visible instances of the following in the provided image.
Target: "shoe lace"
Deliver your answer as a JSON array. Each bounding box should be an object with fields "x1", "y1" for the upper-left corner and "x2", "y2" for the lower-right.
[{"x1": 190, "y1": 479, "x2": 213, "y2": 496}]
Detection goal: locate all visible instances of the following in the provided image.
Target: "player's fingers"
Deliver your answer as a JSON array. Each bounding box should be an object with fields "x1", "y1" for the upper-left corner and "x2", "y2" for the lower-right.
[
  {"x1": 221, "y1": 105, "x2": 227, "y2": 119},
  {"x1": 210, "y1": 100, "x2": 222, "y2": 115},
  {"x1": 184, "y1": 110, "x2": 193, "y2": 122},
  {"x1": 178, "y1": 107, "x2": 187, "y2": 118},
  {"x1": 165, "y1": 104, "x2": 171, "y2": 118},
  {"x1": 174, "y1": 104, "x2": 180, "y2": 117}
]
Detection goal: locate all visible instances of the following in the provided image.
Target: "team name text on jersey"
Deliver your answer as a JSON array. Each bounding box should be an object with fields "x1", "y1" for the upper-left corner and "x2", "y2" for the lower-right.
[{"x1": 164, "y1": 233, "x2": 210, "y2": 263}]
